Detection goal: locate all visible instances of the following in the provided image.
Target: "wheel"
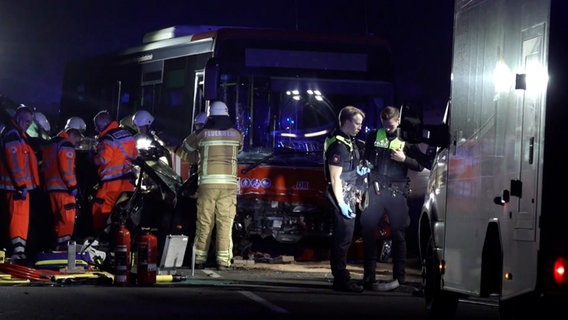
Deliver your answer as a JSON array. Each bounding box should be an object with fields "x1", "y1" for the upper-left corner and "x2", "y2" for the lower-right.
[{"x1": 423, "y1": 235, "x2": 459, "y2": 319}]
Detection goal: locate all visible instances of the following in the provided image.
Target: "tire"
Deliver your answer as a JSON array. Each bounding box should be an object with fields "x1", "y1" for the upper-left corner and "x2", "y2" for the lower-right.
[{"x1": 423, "y1": 236, "x2": 459, "y2": 319}]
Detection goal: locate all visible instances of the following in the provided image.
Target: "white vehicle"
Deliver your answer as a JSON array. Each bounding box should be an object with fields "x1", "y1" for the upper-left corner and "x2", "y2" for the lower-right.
[{"x1": 410, "y1": 0, "x2": 568, "y2": 318}]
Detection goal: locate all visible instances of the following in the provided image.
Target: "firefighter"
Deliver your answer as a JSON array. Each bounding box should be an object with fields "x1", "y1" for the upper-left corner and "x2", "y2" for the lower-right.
[
  {"x1": 91, "y1": 110, "x2": 138, "y2": 237},
  {"x1": 360, "y1": 106, "x2": 429, "y2": 291},
  {"x1": 0, "y1": 105, "x2": 40, "y2": 263},
  {"x1": 41, "y1": 120, "x2": 84, "y2": 250},
  {"x1": 324, "y1": 106, "x2": 369, "y2": 292},
  {"x1": 176, "y1": 101, "x2": 243, "y2": 270}
]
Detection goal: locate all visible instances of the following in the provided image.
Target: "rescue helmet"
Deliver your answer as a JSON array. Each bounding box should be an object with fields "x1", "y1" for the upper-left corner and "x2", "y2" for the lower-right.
[
  {"x1": 132, "y1": 110, "x2": 154, "y2": 127},
  {"x1": 64, "y1": 116, "x2": 87, "y2": 133},
  {"x1": 33, "y1": 111, "x2": 51, "y2": 133},
  {"x1": 208, "y1": 101, "x2": 229, "y2": 116},
  {"x1": 194, "y1": 112, "x2": 208, "y2": 126}
]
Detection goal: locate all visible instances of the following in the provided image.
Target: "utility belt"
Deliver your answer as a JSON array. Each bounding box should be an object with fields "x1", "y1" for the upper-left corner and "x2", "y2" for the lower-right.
[{"x1": 370, "y1": 174, "x2": 410, "y2": 197}]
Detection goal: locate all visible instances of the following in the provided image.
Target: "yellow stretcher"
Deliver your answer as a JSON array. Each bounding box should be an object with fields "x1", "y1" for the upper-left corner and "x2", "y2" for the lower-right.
[{"x1": 0, "y1": 272, "x2": 31, "y2": 285}]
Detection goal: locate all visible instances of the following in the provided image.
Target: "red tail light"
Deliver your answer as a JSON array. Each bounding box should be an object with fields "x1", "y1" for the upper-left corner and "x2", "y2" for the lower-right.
[{"x1": 553, "y1": 257, "x2": 568, "y2": 285}]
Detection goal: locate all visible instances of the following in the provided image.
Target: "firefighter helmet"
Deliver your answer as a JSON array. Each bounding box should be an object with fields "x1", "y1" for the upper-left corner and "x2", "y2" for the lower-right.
[
  {"x1": 132, "y1": 110, "x2": 154, "y2": 127},
  {"x1": 209, "y1": 101, "x2": 229, "y2": 116},
  {"x1": 64, "y1": 116, "x2": 87, "y2": 133},
  {"x1": 33, "y1": 111, "x2": 51, "y2": 133}
]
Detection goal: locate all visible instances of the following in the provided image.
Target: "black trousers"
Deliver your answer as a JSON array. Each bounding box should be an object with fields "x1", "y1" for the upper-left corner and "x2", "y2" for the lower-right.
[
  {"x1": 360, "y1": 188, "x2": 410, "y2": 282},
  {"x1": 329, "y1": 208, "x2": 357, "y2": 282}
]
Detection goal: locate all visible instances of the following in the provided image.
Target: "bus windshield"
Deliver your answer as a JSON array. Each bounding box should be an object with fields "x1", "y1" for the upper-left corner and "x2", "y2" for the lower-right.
[{"x1": 220, "y1": 75, "x2": 392, "y2": 166}]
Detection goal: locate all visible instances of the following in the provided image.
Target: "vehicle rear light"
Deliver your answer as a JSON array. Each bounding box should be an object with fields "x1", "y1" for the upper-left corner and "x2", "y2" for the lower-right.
[{"x1": 553, "y1": 257, "x2": 568, "y2": 285}]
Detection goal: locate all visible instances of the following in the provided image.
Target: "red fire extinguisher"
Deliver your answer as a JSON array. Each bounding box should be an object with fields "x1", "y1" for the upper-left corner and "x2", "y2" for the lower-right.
[
  {"x1": 114, "y1": 224, "x2": 131, "y2": 286},
  {"x1": 137, "y1": 227, "x2": 157, "y2": 285}
]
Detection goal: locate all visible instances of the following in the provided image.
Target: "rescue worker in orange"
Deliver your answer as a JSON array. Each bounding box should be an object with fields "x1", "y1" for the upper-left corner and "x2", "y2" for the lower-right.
[
  {"x1": 91, "y1": 110, "x2": 138, "y2": 236},
  {"x1": 0, "y1": 105, "x2": 40, "y2": 262},
  {"x1": 176, "y1": 101, "x2": 243, "y2": 270},
  {"x1": 41, "y1": 119, "x2": 84, "y2": 250}
]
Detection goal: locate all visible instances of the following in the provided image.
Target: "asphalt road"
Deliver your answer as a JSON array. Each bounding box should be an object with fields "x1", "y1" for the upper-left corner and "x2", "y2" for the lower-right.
[{"x1": 0, "y1": 259, "x2": 499, "y2": 319}]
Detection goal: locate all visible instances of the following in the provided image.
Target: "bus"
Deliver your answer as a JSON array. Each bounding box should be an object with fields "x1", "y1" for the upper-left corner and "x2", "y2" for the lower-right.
[{"x1": 59, "y1": 25, "x2": 396, "y2": 250}]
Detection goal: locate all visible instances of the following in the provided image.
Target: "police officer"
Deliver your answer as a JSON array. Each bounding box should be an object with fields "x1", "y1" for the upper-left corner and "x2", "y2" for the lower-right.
[
  {"x1": 324, "y1": 106, "x2": 369, "y2": 292},
  {"x1": 176, "y1": 101, "x2": 243, "y2": 270},
  {"x1": 0, "y1": 105, "x2": 40, "y2": 262},
  {"x1": 360, "y1": 106, "x2": 429, "y2": 291}
]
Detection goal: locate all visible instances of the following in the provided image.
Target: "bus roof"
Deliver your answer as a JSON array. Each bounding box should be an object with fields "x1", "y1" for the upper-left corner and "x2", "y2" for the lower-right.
[{"x1": 121, "y1": 26, "x2": 392, "y2": 57}]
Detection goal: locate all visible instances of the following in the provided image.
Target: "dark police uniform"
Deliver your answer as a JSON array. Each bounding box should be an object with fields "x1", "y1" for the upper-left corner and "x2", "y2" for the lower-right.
[
  {"x1": 361, "y1": 128, "x2": 427, "y2": 284},
  {"x1": 324, "y1": 129, "x2": 365, "y2": 288}
]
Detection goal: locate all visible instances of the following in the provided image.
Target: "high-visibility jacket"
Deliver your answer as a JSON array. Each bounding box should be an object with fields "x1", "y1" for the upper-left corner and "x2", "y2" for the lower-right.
[
  {"x1": 41, "y1": 131, "x2": 77, "y2": 192},
  {"x1": 368, "y1": 128, "x2": 407, "y2": 178},
  {"x1": 323, "y1": 130, "x2": 359, "y2": 185},
  {"x1": 0, "y1": 120, "x2": 40, "y2": 191},
  {"x1": 180, "y1": 127, "x2": 243, "y2": 188},
  {"x1": 94, "y1": 121, "x2": 138, "y2": 182}
]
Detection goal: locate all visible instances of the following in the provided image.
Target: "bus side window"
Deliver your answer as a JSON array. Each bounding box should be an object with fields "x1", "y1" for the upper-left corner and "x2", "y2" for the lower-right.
[{"x1": 204, "y1": 58, "x2": 220, "y2": 100}]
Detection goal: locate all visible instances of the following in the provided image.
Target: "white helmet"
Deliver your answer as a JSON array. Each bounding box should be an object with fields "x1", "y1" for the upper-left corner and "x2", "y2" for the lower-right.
[
  {"x1": 64, "y1": 116, "x2": 87, "y2": 133},
  {"x1": 194, "y1": 112, "x2": 208, "y2": 126},
  {"x1": 132, "y1": 110, "x2": 154, "y2": 127},
  {"x1": 208, "y1": 101, "x2": 229, "y2": 116},
  {"x1": 33, "y1": 111, "x2": 51, "y2": 132}
]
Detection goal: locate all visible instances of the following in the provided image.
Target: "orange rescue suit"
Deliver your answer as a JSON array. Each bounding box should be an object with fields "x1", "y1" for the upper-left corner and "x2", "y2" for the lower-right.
[
  {"x1": 92, "y1": 121, "x2": 138, "y2": 234},
  {"x1": 0, "y1": 120, "x2": 40, "y2": 255},
  {"x1": 41, "y1": 131, "x2": 78, "y2": 247}
]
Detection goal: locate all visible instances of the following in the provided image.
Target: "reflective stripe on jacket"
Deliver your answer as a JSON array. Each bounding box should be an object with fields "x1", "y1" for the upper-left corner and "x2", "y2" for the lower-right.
[
  {"x1": 374, "y1": 128, "x2": 405, "y2": 150},
  {"x1": 324, "y1": 132, "x2": 358, "y2": 185},
  {"x1": 370, "y1": 128, "x2": 407, "y2": 178},
  {"x1": 0, "y1": 121, "x2": 40, "y2": 191},
  {"x1": 94, "y1": 121, "x2": 138, "y2": 182},
  {"x1": 41, "y1": 131, "x2": 77, "y2": 191},
  {"x1": 183, "y1": 128, "x2": 243, "y2": 187}
]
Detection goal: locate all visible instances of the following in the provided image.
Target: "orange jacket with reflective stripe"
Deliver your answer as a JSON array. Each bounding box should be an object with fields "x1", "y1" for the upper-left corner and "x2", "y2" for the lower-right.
[
  {"x1": 0, "y1": 120, "x2": 40, "y2": 191},
  {"x1": 94, "y1": 121, "x2": 138, "y2": 182},
  {"x1": 41, "y1": 131, "x2": 77, "y2": 191}
]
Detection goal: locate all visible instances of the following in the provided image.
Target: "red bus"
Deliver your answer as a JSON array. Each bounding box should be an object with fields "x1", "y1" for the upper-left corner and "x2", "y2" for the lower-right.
[{"x1": 59, "y1": 26, "x2": 395, "y2": 247}]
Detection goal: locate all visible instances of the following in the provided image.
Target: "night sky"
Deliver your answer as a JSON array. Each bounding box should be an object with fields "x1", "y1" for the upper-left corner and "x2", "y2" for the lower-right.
[{"x1": 0, "y1": 0, "x2": 453, "y2": 123}]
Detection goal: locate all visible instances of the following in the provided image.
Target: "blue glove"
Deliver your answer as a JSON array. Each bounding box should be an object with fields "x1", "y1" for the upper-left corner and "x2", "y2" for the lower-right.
[
  {"x1": 357, "y1": 166, "x2": 370, "y2": 176},
  {"x1": 338, "y1": 202, "x2": 354, "y2": 219}
]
